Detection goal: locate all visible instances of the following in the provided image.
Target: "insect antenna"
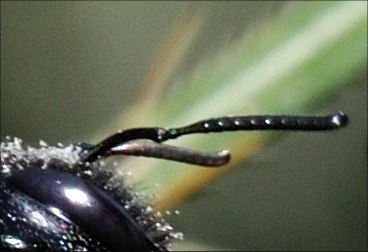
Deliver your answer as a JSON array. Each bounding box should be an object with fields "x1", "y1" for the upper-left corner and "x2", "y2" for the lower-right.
[
  {"x1": 110, "y1": 140, "x2": 230, "y2": 167},
  {"x1": 80, "y1": 111, "x2": 348, "y2": 166},
  {"x1": 160, "y1": 111, "x2": 348, "y2": 140}
]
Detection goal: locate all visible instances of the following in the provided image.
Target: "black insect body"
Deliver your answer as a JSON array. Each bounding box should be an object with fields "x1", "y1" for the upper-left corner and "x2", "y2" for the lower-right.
[
  {"x1": 0, "y1": 139, "x2": 178, "y2": 252},
  {"x1": 0, "y1": 112, "x2": 348, "y2": 251}
]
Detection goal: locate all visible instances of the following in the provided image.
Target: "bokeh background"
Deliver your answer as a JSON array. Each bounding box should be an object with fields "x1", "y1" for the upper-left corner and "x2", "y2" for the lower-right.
[{"x1": 1, "y1": 2, "x2": 367, "y2": 251}]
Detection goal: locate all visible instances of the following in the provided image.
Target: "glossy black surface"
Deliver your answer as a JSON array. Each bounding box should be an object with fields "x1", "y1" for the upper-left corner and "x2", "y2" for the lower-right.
[
  {"x1": 0, "y1": 140, "x2": 175, "y2": 252},
  {"x1": 4, "y1": 168, "x2": 151, "y2": 251},
  {"x1": 1, "y1": 177, "x2": 107, "y2": 251}
]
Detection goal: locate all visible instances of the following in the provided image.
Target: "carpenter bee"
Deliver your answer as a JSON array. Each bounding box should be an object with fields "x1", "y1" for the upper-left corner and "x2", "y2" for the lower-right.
[{"x1": 0, "y1": 112, "x2": 348, "y2": 251}]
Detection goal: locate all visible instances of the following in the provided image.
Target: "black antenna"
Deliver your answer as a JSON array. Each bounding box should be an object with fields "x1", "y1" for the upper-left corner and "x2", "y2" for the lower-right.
[
  {"x1": 80, "y1": 111, "x2": 348, "y2": 166},
  {"x1": 160, "y1": 111, "x2": 348, "y2": 140}
]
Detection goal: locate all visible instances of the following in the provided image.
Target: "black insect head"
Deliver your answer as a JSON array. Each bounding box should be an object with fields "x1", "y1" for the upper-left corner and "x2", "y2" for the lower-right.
[{"x1": 0, "y1": 112, "x2": 348, "y2": 251}]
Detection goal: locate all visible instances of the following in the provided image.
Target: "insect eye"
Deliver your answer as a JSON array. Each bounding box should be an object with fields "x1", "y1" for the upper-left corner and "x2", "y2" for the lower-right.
[
  {"x1": 5, "y1": 168, "x2": 152, "y2": 251},
  {"x1": 1, "y1": 140, "x2": 178, "y2": 251}
]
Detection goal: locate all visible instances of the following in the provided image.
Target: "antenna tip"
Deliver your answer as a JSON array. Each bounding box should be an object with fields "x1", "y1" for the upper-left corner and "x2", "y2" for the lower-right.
[{"x1": 331, "y1": 111, "x2": 348, "y2": 128}]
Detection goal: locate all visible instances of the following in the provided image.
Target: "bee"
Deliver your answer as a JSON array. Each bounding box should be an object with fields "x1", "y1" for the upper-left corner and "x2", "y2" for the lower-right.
[{"x1": 0, "y1": 112, "x2": 348, "y2": 251}]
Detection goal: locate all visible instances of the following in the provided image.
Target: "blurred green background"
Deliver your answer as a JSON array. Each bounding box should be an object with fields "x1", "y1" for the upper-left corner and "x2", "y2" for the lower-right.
[{"x1": 1, "y1": 2, "x2": 367, "y2": 251}]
